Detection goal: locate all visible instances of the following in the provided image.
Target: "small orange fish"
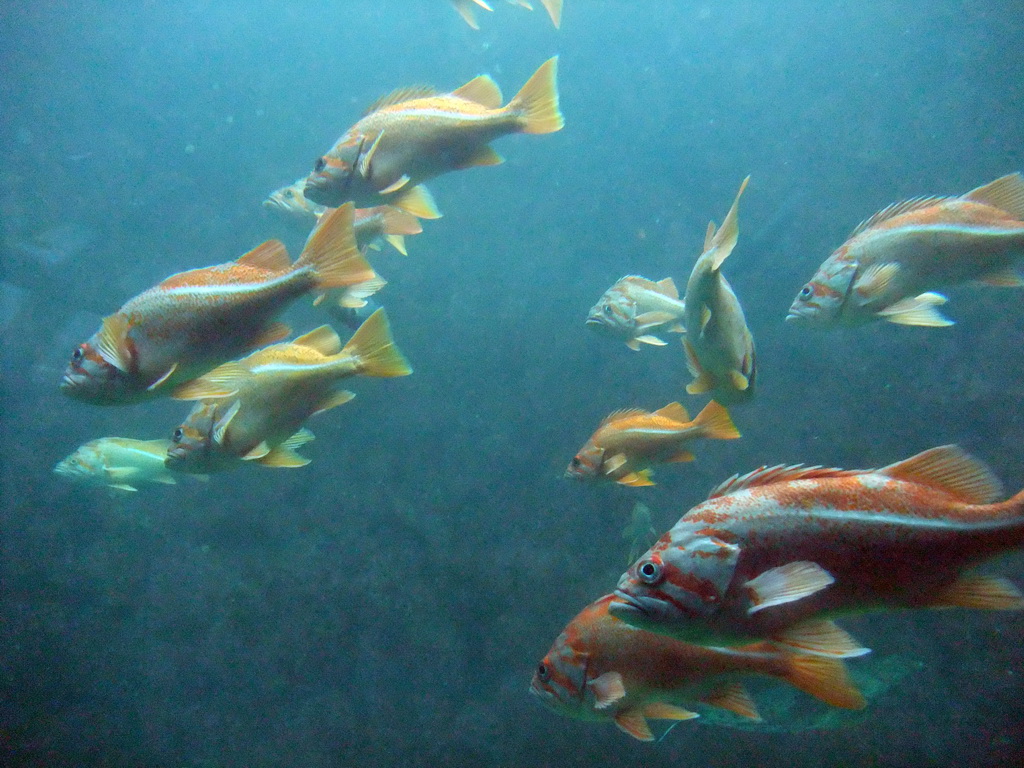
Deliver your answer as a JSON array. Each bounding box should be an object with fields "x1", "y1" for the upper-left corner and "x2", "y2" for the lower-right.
[
  {"x1": 786, "y1": 172, "x2": 1024, "y2": 328},
  {"x1": 565, "y1": 401, "x2": 740, "y2": 487},
  {"x1": 166, "y1": 309, "x2": 411, "y2": 473},
  {"x1": 61, "y1": 204, "x2": 375, "y2": 404},
  {"x1": 303, "y1": 58, "x2": 563, "y2": 211},
  {"x1": 612, "y1": 445, "x2": 1024, "y2": 657},
  {"x1": 530, "y1": 594, "x2": 864, "y2": 741}
]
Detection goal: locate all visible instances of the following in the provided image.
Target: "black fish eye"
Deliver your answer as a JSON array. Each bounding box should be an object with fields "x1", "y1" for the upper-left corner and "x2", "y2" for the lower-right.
[
  {"x1": 72, "y1": 347, "x2": 84, "y2": 363},
  {"x1": 603, "y1": 304, "x2": 614, "y2": 316},
  {"x1": 313, "y1": 157, "x2": 326, "y2": 173},
  {"x1": 798, "y1": 285, "x2": 813, "y2": 300},
  {"x1": 172, "y1": 428, "x2": 183, "y2": 443},
  {"x1": 637, "y1": 560, "x2": 663, "y2": 585},
  {"x1": 536, "y1": 663, "x2": 551, "y2": 682},
  {"x1": 570, "y1": 457, "x2": 581, "y2": 467}
]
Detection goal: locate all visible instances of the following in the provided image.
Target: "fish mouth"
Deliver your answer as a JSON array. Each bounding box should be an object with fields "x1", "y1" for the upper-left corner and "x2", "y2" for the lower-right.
[
  {"x1": 165, "y1": 447, "x2": 187, "y2": 467},
  {"x1": 303, "y1": 177, "x2": 343, "y2": 208},
  {"x1": 60, "y1": 372, "x2": 82, "y2": 391},
  {"x1": 610, "y1": 589, "x2": 647, "y2": 617}
]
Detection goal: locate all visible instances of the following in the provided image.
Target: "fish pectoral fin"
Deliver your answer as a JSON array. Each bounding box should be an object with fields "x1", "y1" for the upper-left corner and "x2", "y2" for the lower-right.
[
  {"x1": 745, "y1": 561, "x2": 835, "y2": 614},
  {"x1": 107, "y1": 483, "x2": 139, "y2": 492},
  {"x1": 588, "y1": 671, "x2": 626, "y2": 709},
  {"x1": 633, "y1": 334, "x2": 667, "y2": 347},
  {"x1": 641, "y1": 702, "x2": 699, "y2": 722},
  {"x1": 652, "y1": 401, "x2": 689, "y2": 423},
  {"x1": 728, "y1": 369, "x2": 750, "y2": 391},
  {"x1": 213, "y1": 400, "x2": 242, "y2": 446},
  {"x1": 665, "y1": 450, "x2": 696, "y2": 463},
  {"x1": 453, "y1": 144, "x2": 505, "y2": 170},
  {"x1": 785, "y1": 654, "x2": 866, "y2": 710},
  {"x1": 625, "y1": 338, "x2": 642, "y2": 351},
  {"x1": 312, "y1": 389, "x2": 356, "y2": 417},
  {"x1": 617, "y1": 470, "x2": 655, "y2": 487},
  {"x1": 613, "y1": 709, "x2": 655, "y2": 742},
  {"x1": 145, "y1": 362, "x2": 179, "y2": 392},
  {"x1": 928, "y1": 574, "x2": 1024, "y2": 610},
  {"x1": 976, "y1": 266, "x2": 1024, "y2": 287},
  {"x1": 241, "y1": 440, "x2": 271, "y2": 461},
  {"x1": 876, "y1": 292, "x2": 954, "y2": 327},
  {"x1": 701, "y1": 682, "x2": 760, "y2": 720},
  {"x1": 602, "y1": 453, "x2": 628, "y2": 475},
  {"x1": 771, "y1": 618, "x2": 871, "y2": 658},
  {"x1": 634, "y1": 311, "x2": 676, "y2": 330},
  {"x1": 686, "y1": 371, "x2": 715, "y2": 396},
  {"x1": 378, "y1": 174, "x2": 411, "y2": 196},
  {"x1": 391, "y1": 184, "x2": 442, "y2": 219},
  {"x1": 96, "y1": 314, "x2": 134, "y2": 373},
  {"x1": 853, "y1": 262, "x2": 900, "y2": 299},
  {"x1": 699, "y1": 305, "x2": 712, "y2": 334},
  {"x1": 172, "y1": 363, "x2": 249, "y2": 400},
  {"x1": 358, "y1": 130, "x2": 386, "y2": 179}
]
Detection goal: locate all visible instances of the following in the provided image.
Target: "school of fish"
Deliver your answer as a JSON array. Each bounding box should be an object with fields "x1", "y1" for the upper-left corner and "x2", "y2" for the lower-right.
[{"x1": 48, "y1": 2, "x2": 1024, "y2": 747}]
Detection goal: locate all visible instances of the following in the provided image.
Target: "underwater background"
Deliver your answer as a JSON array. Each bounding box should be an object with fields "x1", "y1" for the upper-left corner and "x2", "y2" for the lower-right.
[{"x1": 2, "y1": 1, "x2": 1024, "y2": 765}]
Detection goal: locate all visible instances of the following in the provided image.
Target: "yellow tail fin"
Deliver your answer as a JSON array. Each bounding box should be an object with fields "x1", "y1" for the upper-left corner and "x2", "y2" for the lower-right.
[
  {"x1": 299, "y1": 203, "x2": 377, "y2": 289},
  {"x1": 508, "y1": 57, "x2": 564, "y2": 135},
  {"x1": 692, "y1": 400, "x2": 741, "y2": 440},
  {"x1": 784, "y1": 654, "x2": 866, "y2": 711},
  {"x1": 342, "y1": 308, "x2": 413, "y2": 378}
]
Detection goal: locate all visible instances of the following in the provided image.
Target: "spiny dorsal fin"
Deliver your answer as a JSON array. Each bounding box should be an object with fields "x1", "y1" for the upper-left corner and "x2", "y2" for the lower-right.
[
  {"x1": 848, "y1": 196, "x2": 949, "y2": 238},
  {"x1": 364, "y1": 85, "x2": 438, "y2": 115},
  {"x1": 707, "y1": 464, "x2": 859, "y2": 499},
  {"x1": 293, "y1": 324, "x2": 342, "y2": 356},
  {"x1": 451, "y1": 74, "x2": 503, "y2": 108},
  {"x1": 599, "y1": 408, "x2": 650, "y2": 427},
  {"x1": 236, "y1": 240, "x2": 292, "y2": 271},
  {"x1": 879, "y1": 444, "x2": 1003, "y2": 504},
  {"x1": 963, "y1": 172, "x2": 1024, "y2": 219}
]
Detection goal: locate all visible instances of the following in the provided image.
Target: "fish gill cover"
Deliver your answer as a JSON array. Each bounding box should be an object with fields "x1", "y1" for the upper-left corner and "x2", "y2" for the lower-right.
[{"x1": 1, "y1": 1, "x2": 1023, "y2": 767}]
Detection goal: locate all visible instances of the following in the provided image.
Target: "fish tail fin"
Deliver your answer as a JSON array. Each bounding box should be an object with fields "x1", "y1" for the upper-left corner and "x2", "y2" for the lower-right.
[
  {"x1": 341, "y1": 308, "x2": 413, "y2": 378},
  {"x1": 705, "y1": 176, "x2": 750, "y2": 271},
  {"x1": 784, "y1": 654, "x2": 866, "y2": 710},
  {"x1": 691, "y1": 400, "x2": 741, "y2": 440},
  {"x1": 298, "y1": 203, "x2": 377, "y2": 290},
  {"x1": 508, "y1": 56, "x2": 564, "y2": 134}
]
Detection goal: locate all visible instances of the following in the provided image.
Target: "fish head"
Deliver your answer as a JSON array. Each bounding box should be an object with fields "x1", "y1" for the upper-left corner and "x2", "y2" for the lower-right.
[
  {"x1": 786, "y1": 258, "x2": 858, "y2": 326},
  {"x1": 165, "y1": 403, "x2": 219, "y2": 474},
  {"x1": 565, "y1": 443, "x2": 604, "y2": 480},
  {"x1": 263, "y1": 180, "x2": 322, "y2": 226},
  {"x1": 304, "y1": 136, "x2": 363, "y2": 208},
  {"x1": 585, "y1": 286, "x2": 636, "y2": 340},
  {"x1": 529, "y1": 629, "x2": 589, "y2": 718},
  {"x1": 610, "y1": 528, "x2": 739, "y2": 641},
  {"x1": 60, "y1": 341, "x2": 132, "y2": 404},
  {"x1": 53, "y1": 442, "x2": 103, "y2": 483}
]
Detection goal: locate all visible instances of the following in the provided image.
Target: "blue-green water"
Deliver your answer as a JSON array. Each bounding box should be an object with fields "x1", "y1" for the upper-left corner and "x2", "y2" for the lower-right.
[{"x1": 2, "y1": 1, "x2": 1023, "y2": 765}]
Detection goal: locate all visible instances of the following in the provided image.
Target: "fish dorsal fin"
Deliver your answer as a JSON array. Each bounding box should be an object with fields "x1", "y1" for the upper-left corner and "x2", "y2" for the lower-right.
[
  {"x1": 613, "y1": 710, "x2": 654, "y2": 742},
  {"x1": 96, "y1": 314, "x2": 133, "y2": 373},
  {"x1": 600, "y1": 408, "x2": 648, "y2": 427},
  {"x1": 701, "y1": 682, "x2": 760, "y2": 720},
  {"x1": 848, "y1": 196, "x2": 949, "y2": 237},
  {"x1": 212, "y1": 399, "x2": 241, "y2": 446},
  {"x1": 293, "y1": 324, "x2": 342, "y2": 355},
  {"x1": 451, "y1": 74, "x2": 503, "y2": 108},
  {"x1": 655, "y1": 277, "x2": 679, "y2": 299},
  {"x1": 879, "y1": 444, "x2": 1004, "y2": 504},
  {"x1": 171, "y1": 362, "x2": 250, "y2": 400},
  {"x1": 652, "y1": 401, "x2": 689, "y2": 423},
  {"x1": 963, "y1": 172, "x2": 1024, "y2": 219},
  {"x1": 237, "y1": 239, "x2": 292, "y2": 271},
  {"x1": 707, "y1": 464, "x2": 858, "y2": 499},
  {"x1": 363, "y1": 85, "x2": 438, "y2": 115},
  {"x1": 588, "y1": 671, "x2": 626, "y2": 709}
]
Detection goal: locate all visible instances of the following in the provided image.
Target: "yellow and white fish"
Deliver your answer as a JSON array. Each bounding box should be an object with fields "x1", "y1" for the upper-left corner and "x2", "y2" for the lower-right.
[
  {"x1": 303, "y1": 58, "x2": 563, "y2": 211},
  {"x1": 54, "y1": 437, "x2": 180, "y2": 492},
  {"x1": 587, "y1": 276, "x2": 686, "y2": 351},
  {"x1": 166, "y1": 309, "x2": 412, "y2": 473},
  {"x1": 682, "y1": 177, "x2": 756, "y2": 405},
  {"x1": 786, "y1": 172, "x2": 1024, "y2": 328}
]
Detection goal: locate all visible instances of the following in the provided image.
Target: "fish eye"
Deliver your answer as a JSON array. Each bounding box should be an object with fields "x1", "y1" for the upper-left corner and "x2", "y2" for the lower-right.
[
  {"x1": 536, "y1": 663, "x2": 551, "y2": 683},
  {"x1": 172, "y1": 428, "x2": 184, "y2": 443},
  {"x1": 798, "y1": 285, "x2": 814, "y2": 300},
  {"x1": 570, "y1": 457, "x2": 581, "y2": 468},
  {"x1": 313, "y1": 157, "x2": 326, "y2": 173},
  {"x1": 637, "y1": 560, "x2": 663, "y2": 585},
  {"x1": 603, "y1": 305, "x2": 614, "y2": 316},
  {"x1": 284, "y1": 189, "x2": 294, "y2": 198},
  {"x1": 72, "y1": 347, "x2": 84, "y2": 363}
]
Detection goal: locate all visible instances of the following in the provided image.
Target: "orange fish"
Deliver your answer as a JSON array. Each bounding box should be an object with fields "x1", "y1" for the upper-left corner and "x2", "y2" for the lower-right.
[
  {"x1": 530, "y1": 594, "x2": 864, "y2": 741},
  {"x1": 611, "y1": 445, "x2": 1024, "y2": 657},
  {"x1": 786, "y1": 172, "x2": 1024, "y2": 328},
  {"x1": 166, "y1": 309, "x2": 411, "y2": 473},
  {"x1": 565, "y1": 401, "x2": 740, "y2": 487},
  {"x1": 61, "y1": 204, "x2": 375, "y2": 404},
  {"x1": 303, "y1": 58, "x2": 563, "y2": 211}
]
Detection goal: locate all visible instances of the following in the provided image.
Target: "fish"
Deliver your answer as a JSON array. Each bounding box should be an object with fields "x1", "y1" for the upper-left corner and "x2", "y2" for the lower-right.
[
  {"x1": 451, "y1": 0, "x2": 562, "y2": 29},
  {"x1": 565, "y1": 400, "x2": 740, "y2": 487},
  {"x1": 449, "y1": 0, "x2": 493, "y2": 29},
  {"x1": 60, "y1": 204, "x2": 376, "y2": 405},
  {"x1": 586, "y1": 276, "x2": 686, "y2": 351},
  {"x1": 263, "y1": 179, "x2": 424, "y2": 255},
  {"x1": 530, "y1": 594, "x2": 865, "y2": 742},
  {"x1": 786, "y1": 172, "x2": 1024, "y2": 328},
  {"x1": 682, "y1": 176, "x2": 756, "y2": 405},
  {"x1": 610, "y1": 444, "x2": 1024, "y2": 658},
  {"x1": 54, "y1": 437, "x2": 181, "y2": 492},
  {"x1": 166, "y1": 309, "x2": 412, "y2": 473},
  {"x1": 303, "y1": 58, "x2": 563, "y2": 211}
]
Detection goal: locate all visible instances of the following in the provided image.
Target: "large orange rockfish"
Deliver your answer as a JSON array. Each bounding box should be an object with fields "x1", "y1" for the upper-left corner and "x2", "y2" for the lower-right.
[
  {"x1": 166, "y1": 309, "x2": 411, "y2": 473},
  {"x1": 530, "y1": 594, "x2": 864, "y2": 742},
  {"x1": 303, "y1": 58, "x2": 563, "y2": 212},
  {"x1": 61, "y1": 204, "x2": 375, "y2": 405},
  {"x1": 786, "y1": 172, "x2": 1024, "y2": 328},
  {"x1": 611, "y1": 445, "x2": 1024, "y2": 657}
]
